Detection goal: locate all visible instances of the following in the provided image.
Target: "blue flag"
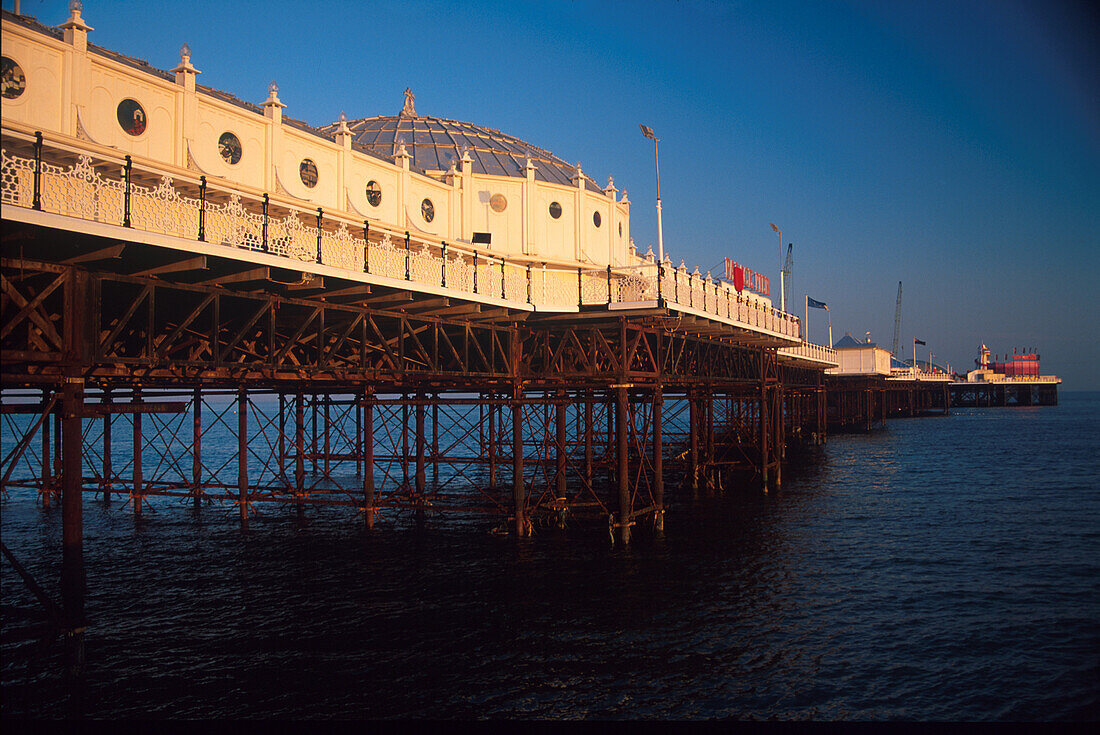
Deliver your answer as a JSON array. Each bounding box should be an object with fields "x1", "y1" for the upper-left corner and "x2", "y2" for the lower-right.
[{"x1": 807, "y1": 297, "x2": 828, "y2": 309}]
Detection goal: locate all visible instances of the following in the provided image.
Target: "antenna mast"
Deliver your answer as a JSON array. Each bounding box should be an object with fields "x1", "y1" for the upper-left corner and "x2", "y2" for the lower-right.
[{"x1": 892, "y1": 281, "x2": 903, "y2": 356}]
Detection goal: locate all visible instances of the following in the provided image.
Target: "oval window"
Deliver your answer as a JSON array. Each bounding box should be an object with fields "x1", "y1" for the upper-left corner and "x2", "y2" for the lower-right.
[
  {"x1": 365, "y1": 180, "x2": 382, "y2": 207},
  {"x1": 549, "y1": 201, "x2": 562, "y2": 219},
  {"x1": 218, "y1": 132, "x2": 242, "y2": 165},
  {"x1": 489, "y1": 193, "x2": 507, "y2": 213},
  {"x1": 593, "y1": 211, "x2": 602, "y2": 227},
  {"x1": 117, "y1": 98, "x2": 147, "y2": 136},
  {"x1": 421, "y1": 198, "x2": 435, "y2": 223},
  {"x1": 1, "y1": 57, "x2": 27, "y2": 99},
  {"x1": 299, "y1": 159, "x2": 318, "y2": 188}
]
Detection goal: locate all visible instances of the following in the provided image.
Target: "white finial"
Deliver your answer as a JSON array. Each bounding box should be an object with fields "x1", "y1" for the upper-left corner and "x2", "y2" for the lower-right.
[
  {"x1": 269, "y1": 80, "x2": 279, "y2": 96},
  {"x1": 69, "y1": 0, "x2": 82, "y2": 14},
  {"x1": 339, "y1": 110, "x2": 347, "y2": 123},
  {"x1": 180, "y1": 43, "x2": 191, "y2": 61},
  {"x1": 607, "y1": 176, "x2": 615, "y2": 187},
  {"x1": 645, "y1": 245, "x2": 654, "y2": 259}
]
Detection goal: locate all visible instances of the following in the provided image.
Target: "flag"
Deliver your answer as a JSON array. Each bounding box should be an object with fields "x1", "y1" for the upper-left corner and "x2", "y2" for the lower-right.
[
  {"x1": 807, "y1": 297, "x2": 828, "y2": 310},
  {"x1": 914, "y1": 338, "x2": 926, "y2": 345}
]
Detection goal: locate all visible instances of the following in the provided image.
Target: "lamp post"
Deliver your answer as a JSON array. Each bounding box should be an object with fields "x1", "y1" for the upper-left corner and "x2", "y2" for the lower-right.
[
  {"x1": 770, "y1": 223, "x2": 784, "y2": 313},
  {"x1": 639, "y1": 125, "x2": 664, "y2": 268}
]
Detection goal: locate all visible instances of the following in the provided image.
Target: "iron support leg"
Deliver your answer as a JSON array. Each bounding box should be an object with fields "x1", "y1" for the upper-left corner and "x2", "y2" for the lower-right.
[
  {"x1": 238, "y1": 388, "x2": 248, "y2": 523},
  {"x1": 512, "y1": 394, "x2": 527, "y2": 537},
  {"x1": 616, "y1": 386, "x2": 631, "y2": 544}
]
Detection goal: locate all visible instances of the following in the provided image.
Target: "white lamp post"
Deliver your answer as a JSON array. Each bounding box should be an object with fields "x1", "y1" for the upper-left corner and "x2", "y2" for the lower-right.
[
  {"x1": 770, "y1": 223, "x2": 784, "y2": 312},
  {"x1": 639, "y1": 125, "x2": 664, "y2": 268}
]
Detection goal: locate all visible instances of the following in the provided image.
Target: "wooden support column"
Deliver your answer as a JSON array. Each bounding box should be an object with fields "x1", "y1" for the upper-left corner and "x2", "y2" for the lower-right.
[
  {"x1": 689, "y1": 393, "x2": 699, "y2": 489},
  {"x1": 512, "y1": 392, "x2": 527, "y2": 537},
  {"x1": 41, "y1": 389, "x2": 51, "y2": 507},
  {"x1": 323, "y1": 394, "x2": 331, "y2": 478},
  {"x1": 191, "y1": 388, "x2": 201, "y2": 507},
  {"x1": 556, "y1": 390, "x2": 568, "y2": 500},
  {"x1": 101, "y1": 390, "x2": 111, "y2": 503},
  {"x1": 61, "y1": 375, "x2": 86, "y2": 680},
  {"x1": 415, "y1": 396, "x2": 426, "y2": 497},
  {"x1": 363, "y1": 390, "x2": 375, "y2": 529},
  {"x1": 295, "y1": 392, "x2": 305, "y2": 504},
  {"x1": 487, "y1": 393, "x2": 497, "y2": 488},
  {"x1": 278, "y1": 393, "x2": 286, "y2": 479},
  {"x1": 653, "y1": 386, "x2": 664, "y2": 533},
  {"x1": 132, "y1": 388, "x2": 143, "y2": 516},
  {"x1": 311, "y1": 394, "x2": 318, "y2": 474},
  {"x1": 760, "y1": 352, "x2": 769, "y2": 490},
  {"x1": 432, "y1": 396, "x2": 439, "y2": 480},
  {"x1": 238, "y1": 388, "x2": 248, "y2": 523},
  {"x1": 615, "y1": 386, "x2": 631, "y2": 544},
  {"x1": 584, "y1": 392, "x2": 594, "y2": 486}
]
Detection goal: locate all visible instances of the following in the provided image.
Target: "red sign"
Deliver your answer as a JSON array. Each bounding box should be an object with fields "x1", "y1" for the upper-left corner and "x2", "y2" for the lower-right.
[{"x1": 724, "y1": 258, "x2": 769, "y2": 296}]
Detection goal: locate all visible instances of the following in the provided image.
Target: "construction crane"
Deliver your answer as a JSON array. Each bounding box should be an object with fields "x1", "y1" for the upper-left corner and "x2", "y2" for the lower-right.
[
  {"x1": 891, "y1": 281, "x2": 902, "y2": 356},
  {"x1": 782, "y1": 243, "x2": 793, "y2": 313}
]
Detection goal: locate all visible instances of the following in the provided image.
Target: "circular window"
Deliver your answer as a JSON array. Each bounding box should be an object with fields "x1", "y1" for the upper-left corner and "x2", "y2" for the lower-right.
[
  {"x1": 593, "y1": 211, "x2": 602, "y2": 227},
  {"x1": 218, "y1": 132, "x2": 242, "y2": 165},
  {"x1": 365, "y1": 180, "x2": 382, "y2": 207},
  {"x1": 117, "y1": 98, "x2": 147, "y2": 136},
  {"x1": 299, "y1": 159, "x2": 318, "y2": 188},
  {"x1": 421, "y1": 198, "x2": 435, "y2": 223},
  {"x1": 549, "y1": 201, "x2": 562, "y2": 219},
  {"x1": 489, "y1": 193, "x2": 507, "y2": 213},
  {"x1": 1, "y1": 57, "x2": 26, "y2": 99}
]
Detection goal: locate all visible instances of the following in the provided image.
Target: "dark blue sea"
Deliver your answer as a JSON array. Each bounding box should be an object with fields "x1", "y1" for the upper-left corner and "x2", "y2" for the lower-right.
[{"x1": 2, "y1": 393, "x2": 1098, "y2": 720}]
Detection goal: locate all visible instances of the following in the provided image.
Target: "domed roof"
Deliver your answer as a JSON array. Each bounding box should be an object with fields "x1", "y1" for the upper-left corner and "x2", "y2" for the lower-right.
[{"x1": 320, "y1": 102, "x2": 604, "y2": 193}]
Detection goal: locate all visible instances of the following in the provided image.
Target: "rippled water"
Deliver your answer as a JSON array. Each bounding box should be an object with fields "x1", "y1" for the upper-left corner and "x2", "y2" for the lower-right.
[{"x1": 3, "y1": 394, "x2": 1098, "y2": 720}]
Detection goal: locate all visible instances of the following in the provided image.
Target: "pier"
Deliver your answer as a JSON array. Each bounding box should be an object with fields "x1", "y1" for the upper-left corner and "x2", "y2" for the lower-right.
[{"x1": 0, "y1": 4, "x2": 1059, "y2": 687}]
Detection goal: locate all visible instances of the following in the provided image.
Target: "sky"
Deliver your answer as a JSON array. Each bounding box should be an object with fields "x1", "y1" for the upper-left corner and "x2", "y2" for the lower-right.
[{"x1": 6, "y1": 0, "x2": 1099, "y2": 388}]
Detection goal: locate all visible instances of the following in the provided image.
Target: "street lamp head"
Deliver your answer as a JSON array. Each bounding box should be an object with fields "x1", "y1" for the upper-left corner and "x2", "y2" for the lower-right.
[
  {"x1": 770, "y1": 223, "x2": 780, "y2": 234},
  {"x1": 639, "y1": 124, "x2": 658, "y2": 141}
]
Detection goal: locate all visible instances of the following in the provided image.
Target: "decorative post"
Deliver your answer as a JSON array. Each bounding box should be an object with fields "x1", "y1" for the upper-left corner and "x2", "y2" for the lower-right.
[
  {"x1": 198, "y1": 176, "x2": 206, "y2": 241},
  {"x1": 472, "y1": 252, "x2": 478, "y2": 294},
  {"x1": 32, "y1": 131, "x2": 42, "y2": 210},
  {"x1": 607, "y1": 265, "x2": 613, "y2": 304},
  {"x1": 122, "y1": 155, "x2": 132, "y2": 228},
  {"x1": 577, "y1": 268, "x2": 583, "y2": 307},
  {"x1": 501, "y1": 259, "x2": 506, "y2": 300},
  {"x1": 441, "y1": 242, "x2": 448, "y2": 287},
  {"x1": 261, "y1": 194, "x2": 269, "y2": 252},
  {"x1": 526, "y1": 264, "x2": 532, "y2": 304},
  {"x1": 404, "y1": 231, "x2": 411, "y2": 281},
  {"x1": 316, "y1": 208, "x2": 324, "y2": 263}
]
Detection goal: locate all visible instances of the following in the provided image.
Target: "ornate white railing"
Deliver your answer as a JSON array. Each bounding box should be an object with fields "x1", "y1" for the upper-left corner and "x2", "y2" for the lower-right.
[
  {"x1": 779, "y1": 341, "x2": 839, "y2": 366},
  {"x1": 2, "y1": 134, "x2": 801, "y2": 341}
]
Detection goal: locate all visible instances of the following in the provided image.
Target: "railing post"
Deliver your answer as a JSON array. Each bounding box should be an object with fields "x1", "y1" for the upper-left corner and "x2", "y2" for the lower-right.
[
  {"x1": 501, "y1": 259, "x2": 506, "y2": 300},
  {"x1": 472, "y1": 252, "x2": 478, "y2": 294},
  {"x1": 404, "y1": 231, "x2": 411, "y2": 281},
  {"x1": 363, "y1": 221, "x2": 370, "y2": 273},
  {"x1": 674, "y1": 269, "x2": 679, "y2": 303},
  {"x1": 261, "y1": 193, "x2": 269, "y2": 252},
  {"x1": 32, "y1": 131, "x2": 42, "y2": 210},
  {"x1": 122, "y1": 155, "x2": 132, "y2": 228},
  {"x1": 656, "y1": 260, "x2": 664, "y2": 308},
  {"x1": 316, "y1": 208, "x2": 324, "y2": 263},
  {"x1": 577, "y1": 268, "x2": 582, "y2": 307},
  {"x1": 198, "y1": 175, "x2": 206, "y2": 241},
  {"x1": 441, "y1": 242, "x2": 447, "y2": 287},
  {"x1": 526, "y1": 264, "x2": 532, "y2": 304},
  {"x1": 606, "y1": 265, "x2": 612, "y2": 304}
]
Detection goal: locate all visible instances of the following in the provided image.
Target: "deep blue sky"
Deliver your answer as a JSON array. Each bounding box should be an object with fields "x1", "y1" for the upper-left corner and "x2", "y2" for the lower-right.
[{"x1": 7, "y1": 0, "x2": 1098, "y2": 387}]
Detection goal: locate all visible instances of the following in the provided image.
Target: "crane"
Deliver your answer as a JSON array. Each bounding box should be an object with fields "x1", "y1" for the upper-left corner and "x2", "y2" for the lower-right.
[
  {"x1": 782, "y1": 243, "x2": 793, "y2": 313},
  {"x1": 891, "y1": 281, "x2": 902, "y2": 357}
]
